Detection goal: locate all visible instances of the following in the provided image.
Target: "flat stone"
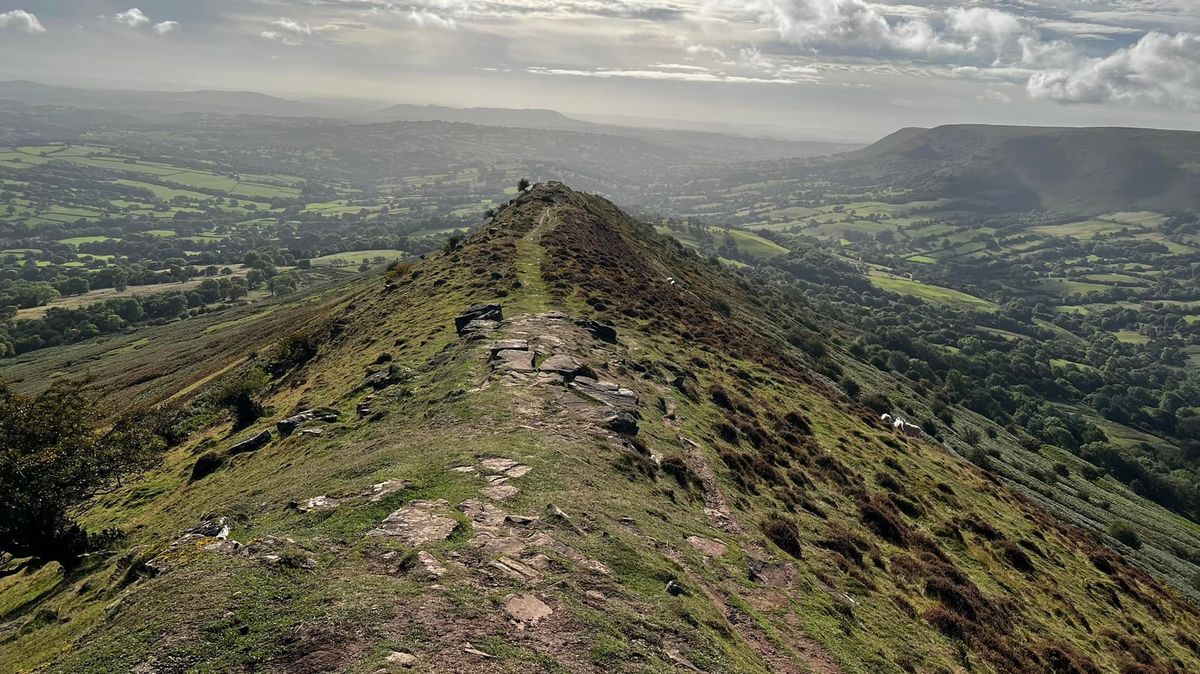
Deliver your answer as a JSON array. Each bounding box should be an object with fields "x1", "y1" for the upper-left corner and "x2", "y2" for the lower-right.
[
  {"x1": 686, "y1": 535, "x2": 728, "y2": 557},
  {"x1": 481, "y1": 458, "x2": 519, "y2": 473},
  {"x1": 296, "y1": 495, "x2": 340, "y2": 512},
  {"x1": 490, "y1": 339, "x2": 529, "y2": 353},
  {"x1": 504, "y1": 594, "x2": 553, "y2": 624},
  {"x1": 494, "y1": 349, "x2": 535, "y2": 372},
  {"x1": 451, "y1": 465, "x2": 477, "y2": 473},
  {"x1": 364, "y1": 479, "x2": 409, "y2": 502},
  {"x1": 299, "y1": 428, "x2": 325, "y2": 436},
  {"x1": 367, "y1": 500, "x2": 458, "y2": 545},
  {"x1": 539, "y1": 354, "x2": 580, "y2": 375},
  {"x1": 479, "y1": 535, "x2": 527, "y2": 556},
  {"x1": 385, "y1": 651, "x2": 416, "y2": 667},
  {"x1": 570, "y1": 377, "x2": 638, "y2": 412},
  {"x1": 486, "y1": 475, "x2": 510, "y2": 486},
  {"x1": 505, "y1": 514, "x2": 539, "y2": 526},
  {"x1": 505, "y1": 464, "x2": 532, "y2": 478},
  {"x1": 491, "y1": 556, "x2": 541, "y2": 581},
  {"x1": 481, "y1": 484, "x2": 520, "y2": 500}
]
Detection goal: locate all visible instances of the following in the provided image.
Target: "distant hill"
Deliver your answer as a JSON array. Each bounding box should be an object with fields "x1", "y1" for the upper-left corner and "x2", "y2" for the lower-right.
[
  {"x1": 365, "y1": 103, "x2": 592, "y2": 131},
  {"x1": 0, "y1": 80, "x2": 321, "y2": 118},
  {"x1": 855, "y1": 124, "x2": 1200, "y2": 213}
]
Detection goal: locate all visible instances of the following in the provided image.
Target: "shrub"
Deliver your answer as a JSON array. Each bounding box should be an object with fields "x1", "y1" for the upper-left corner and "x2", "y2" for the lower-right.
[
  {"x1": 191, "y1": 452, "x2": 225, "y2": 482},
  {"x1": 1107, "y1": 521, "x2": 1143, "y2": 549},
  {"x1": 0, "y1": 381, "x2": 165, "y2": 563},
  {"x1": 762, "y1": 516, "x2": 803, "y2": 558},
  {"x1": 213, "y1": 369, "x2": 269, "y2": 429}
]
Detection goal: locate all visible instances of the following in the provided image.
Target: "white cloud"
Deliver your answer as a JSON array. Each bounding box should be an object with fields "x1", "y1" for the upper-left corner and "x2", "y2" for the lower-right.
[
  {"x1": 0, "y1": 9, "x2": 44, "y2": 33},
  {"x1": 115, "y1": 8, "x2": 150, "y2": 28},
  {"x1": 154, "y1": 21, "x2": 179, "y2": 35},
  {"x1": 406, "y1": 10, "x2": 457, "y2": 29},
  {"x1": 271, "y1": 17, "x2": 345, "y2": 36},
  {"x1": 1027, "y1": 31, "x2": 1200, "y2": 108},
  {"x1": 527, "y1": 65, "x2": 814, "y2": 84},
  {"x1": 260, "y1": 30, "x2": 301, "y2": 47}
]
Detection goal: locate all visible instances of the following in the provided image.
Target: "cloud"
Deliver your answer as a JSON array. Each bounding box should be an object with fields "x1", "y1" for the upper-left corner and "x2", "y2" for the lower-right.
[
  {"x1": 0, "y1": 9, "x2": 44, "y2": 33},
  {"x1": 260, "y1": 30, "x2": 301, "y2": 47},
  {"x1": 115, "y1": 8, "x2": 150, "y2": 28},
  {"x1": 115, "y1": 7, "x2": 177, "y2": 34},
  {"x1": 1027, "y1": 31, "x2": 1200, "y2": 108},
  {"x1": 406, "y1": 9, "x2": 457, "y2": 29},
  {"x1": 731, "y1": 1, "x2": 1035, "y2": 63},
  {"x1": 271, "y1": 17, "x2": 343, "y2": 36},
  {"x1": 526, "y1": 65, "x2": 813, "y2": 84}
]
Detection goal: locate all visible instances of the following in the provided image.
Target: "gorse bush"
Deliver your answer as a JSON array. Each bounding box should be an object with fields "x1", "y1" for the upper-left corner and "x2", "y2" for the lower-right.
[{"x1": 0, "y1": 381, "x2": 165, "y2": 563}]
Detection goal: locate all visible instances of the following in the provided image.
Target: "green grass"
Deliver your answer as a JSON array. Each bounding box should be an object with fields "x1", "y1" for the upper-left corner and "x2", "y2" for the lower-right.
[
  {"x1": 869, "y1": 271, "x2": 997, "y2": 311},
  {"x1": 309, "y1": 250, "x2": 406, "y2": 267}
]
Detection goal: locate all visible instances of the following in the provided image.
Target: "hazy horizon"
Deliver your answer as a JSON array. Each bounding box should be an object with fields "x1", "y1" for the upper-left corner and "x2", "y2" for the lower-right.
[{"x1": 1, "y1": 1, "x2": 1198, "y2": 142}]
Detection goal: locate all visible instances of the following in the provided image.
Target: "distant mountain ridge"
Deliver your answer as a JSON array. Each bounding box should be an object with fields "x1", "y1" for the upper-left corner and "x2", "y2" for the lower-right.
[
  {"x1": 0, "y1": 80, "x2": 322, "y2": 118},
  {"x1": 856, "y1": 124, "x2": 1200, "y2": 213}
]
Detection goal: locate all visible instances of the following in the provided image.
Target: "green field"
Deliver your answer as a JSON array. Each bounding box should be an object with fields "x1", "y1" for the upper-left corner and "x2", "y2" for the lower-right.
[
  {"x1": 869, "y1": 271, "x2": 997, "y2": 311},
  {"x1": 309, "y1": 250, "x2": 407, "y2": 267}
]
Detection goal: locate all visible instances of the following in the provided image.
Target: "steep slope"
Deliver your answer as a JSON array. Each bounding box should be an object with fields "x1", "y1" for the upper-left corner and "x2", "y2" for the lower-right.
[
  {"x1": 3, "y1": 183, "x2": 1200, "y2": 673},
  {"x1": 851, "y1": 124, "x2": 1200, "y2": 213}
]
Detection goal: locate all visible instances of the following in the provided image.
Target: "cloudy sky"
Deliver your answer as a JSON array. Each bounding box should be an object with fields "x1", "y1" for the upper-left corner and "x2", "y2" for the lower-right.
[{"x1": 0, "y1": 1, "x2": 1197, "y2": 140}]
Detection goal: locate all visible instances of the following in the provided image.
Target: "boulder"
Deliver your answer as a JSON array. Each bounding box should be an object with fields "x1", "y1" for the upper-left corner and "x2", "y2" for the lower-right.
[
  {"x1": 455, "y1": 304, "x2": 503, "y2": 335},
  {"x1": 576, "y1": 319, "x2": 617, "y2": 344},
  {"x1": 277, "y1": 408, "x2": 340, "y2": 436},
  {"x1": 601, "y1": 411, "x2": 639, "y2": 436},
  {"x1": 363, "y1": 363, "x2": 411, "y2": 390},
  {"x1": 229, "y1": 430, "x2": 272, "y2": 455}
]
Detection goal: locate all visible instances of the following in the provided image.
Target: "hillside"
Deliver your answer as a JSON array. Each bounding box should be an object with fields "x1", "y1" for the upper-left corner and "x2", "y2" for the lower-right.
[
  {"x1": 854, "y1": 124, "x2": 1200, "y2": 214},
  {"x1": 3, "y1": 183, "x2": 1200, "y2": 673},
  {"x1": 0, "y1": 81, "x2": 321, "y2": 118}
]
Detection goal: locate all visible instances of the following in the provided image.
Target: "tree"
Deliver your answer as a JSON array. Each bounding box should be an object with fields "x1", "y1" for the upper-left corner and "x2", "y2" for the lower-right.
[
  {"x1": 517, "y1": 178, "x2": 531, "y2": 193},
  {"x1": 0, "y1": 381, "x2": 164, "y2": 562}
]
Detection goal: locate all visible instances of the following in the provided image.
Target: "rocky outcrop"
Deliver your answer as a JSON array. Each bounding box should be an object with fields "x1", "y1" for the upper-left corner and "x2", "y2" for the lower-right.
[
  {"x1": 276, "y1": 408, "x2": 340, "y2": 436},
  {"x1": 228, "y1": 429, "x2": 272, "y2": 455},
  {"x1": 455, "y1": 304, "x2": 503, "y2": 335}
]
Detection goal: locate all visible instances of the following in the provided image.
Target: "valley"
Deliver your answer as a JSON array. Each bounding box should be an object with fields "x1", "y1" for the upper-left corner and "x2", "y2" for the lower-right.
[{"x1": 3, "y1": 99, "x2": 1200, "y2": 674}]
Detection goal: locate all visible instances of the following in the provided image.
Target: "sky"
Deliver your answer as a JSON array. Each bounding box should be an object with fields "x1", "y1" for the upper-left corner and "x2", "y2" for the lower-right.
[{"x1": 0, "y1": 1, "x2": 1198, "y2": 141}]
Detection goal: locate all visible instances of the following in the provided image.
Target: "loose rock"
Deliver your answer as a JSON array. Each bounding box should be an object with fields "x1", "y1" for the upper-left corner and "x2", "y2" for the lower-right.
[
  {"x1": 455, "y1": 304, "x2": 503, "y2": 335},
  {"x1": 504, "y1": 594, "x2": 553, "y2": 625}
]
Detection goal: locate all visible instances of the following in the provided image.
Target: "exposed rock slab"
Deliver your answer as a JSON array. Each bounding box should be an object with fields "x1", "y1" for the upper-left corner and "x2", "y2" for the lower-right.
[
  {"x1": 455, "y1": 304, "x2": 503, "y2": 335},
  {"x1": 686, "y1": 535, "x2": 728, "y2": 557},
  {"x1": 367, "y1": 500, "x2": 459, "y2": 545}
]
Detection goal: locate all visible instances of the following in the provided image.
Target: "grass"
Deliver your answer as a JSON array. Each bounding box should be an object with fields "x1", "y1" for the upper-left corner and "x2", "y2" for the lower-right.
[
  {"x1": 869, "y1": 271, "x2": 997, "y2": 311},
  {"x1": 308, "y1": 250, "x2": 407, "y2": 267}
]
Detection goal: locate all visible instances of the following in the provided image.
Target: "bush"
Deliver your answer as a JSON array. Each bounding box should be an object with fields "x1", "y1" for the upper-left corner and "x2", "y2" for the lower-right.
[
  {"x1": 213, "y1": 369, "x2": 269, "y2": 429},
  {"x1": 0, "y1": 381, "x2": 165, "y2": 563},
  {"x1": 1107, "y1": 521, "x2": 1143, "y2": 549},
  {"x1": 762, "y1": 516, "x2": 803, "y2": 558},
  {"x1": 191, "y1": 452, "x2": 225, "y2": 482}
]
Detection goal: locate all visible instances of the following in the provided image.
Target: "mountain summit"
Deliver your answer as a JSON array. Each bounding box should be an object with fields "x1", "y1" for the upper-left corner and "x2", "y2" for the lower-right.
[{"x1": 4, "y1": 182, "x2": 1200, "y2": 673}]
